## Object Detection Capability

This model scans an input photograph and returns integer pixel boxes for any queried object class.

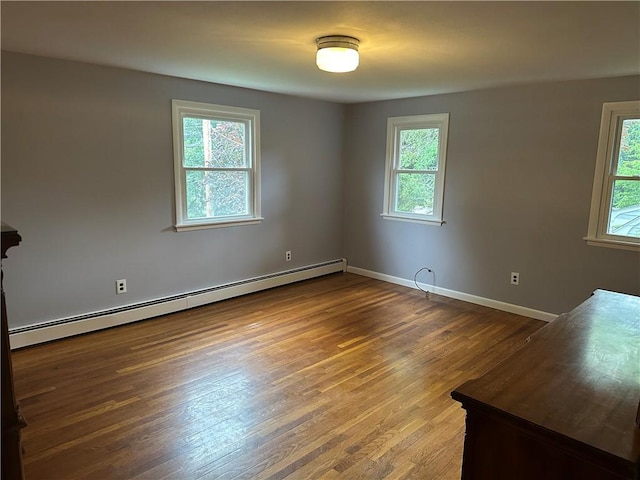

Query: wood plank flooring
[12,272,545,479]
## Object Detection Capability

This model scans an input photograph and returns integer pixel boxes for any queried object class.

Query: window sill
[583,236,640,252]
[175,217,264,232]
[381,213,444,226]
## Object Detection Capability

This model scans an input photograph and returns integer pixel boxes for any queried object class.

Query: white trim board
[10,259,347,349]
[347,266,557,323]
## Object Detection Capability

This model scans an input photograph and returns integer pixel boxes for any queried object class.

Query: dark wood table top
[452,289,640,468]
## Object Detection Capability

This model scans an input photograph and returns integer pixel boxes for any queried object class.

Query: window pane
[183,117,205,167]
[186,170,248,219]
[617,119,640,176]
[396,173,435,215]
[183,117,247,168]
[608,179,640,237]
[399,128,439,170]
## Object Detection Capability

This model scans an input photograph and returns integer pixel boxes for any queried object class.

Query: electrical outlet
[285,251,292,262]
[116,279,127,294]
[510,272,520,286]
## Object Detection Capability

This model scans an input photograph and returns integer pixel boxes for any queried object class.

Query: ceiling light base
[316,35,360,73]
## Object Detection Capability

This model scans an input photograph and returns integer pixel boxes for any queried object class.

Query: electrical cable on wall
[414,267,434,298]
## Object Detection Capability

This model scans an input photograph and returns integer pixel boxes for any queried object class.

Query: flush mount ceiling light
[316,35,360,73]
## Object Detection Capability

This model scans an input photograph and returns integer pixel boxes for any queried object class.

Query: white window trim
[172,99,262,232]
[382,113,450,226]
[585,100,640,251]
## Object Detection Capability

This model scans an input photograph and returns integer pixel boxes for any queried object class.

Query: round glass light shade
[316,47,359,73]
[316,36,360,73]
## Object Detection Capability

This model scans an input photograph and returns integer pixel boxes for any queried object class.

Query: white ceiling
[2,1,639,103]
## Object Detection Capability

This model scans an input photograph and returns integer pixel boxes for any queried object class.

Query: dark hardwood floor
[12,273,545,479]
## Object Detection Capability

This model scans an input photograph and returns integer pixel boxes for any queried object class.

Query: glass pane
[395,173,435,215]
[616,118,640,176]
[399,128,439,170]
[185,170,248,219]
[182,117,205,167]
[608,179,640,238]
[183,117,247,168]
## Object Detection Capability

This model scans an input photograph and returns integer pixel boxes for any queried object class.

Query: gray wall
[344,76,640,314]
[1,52,346,328]
[2,52,638,329]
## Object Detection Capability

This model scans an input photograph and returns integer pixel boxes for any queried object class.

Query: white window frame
[172,99,262,232]
[382,113,450,225]
[585,101,640,251]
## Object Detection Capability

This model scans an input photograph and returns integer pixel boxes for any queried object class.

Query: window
[382,113,449,225]
[172,99,261,231]
[586,101,640,251]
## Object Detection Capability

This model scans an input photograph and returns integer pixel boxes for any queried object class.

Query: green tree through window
[396,128,439,214]
[182,118,248,219]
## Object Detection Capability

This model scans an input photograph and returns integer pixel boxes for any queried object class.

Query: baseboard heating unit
[10,259,347,349]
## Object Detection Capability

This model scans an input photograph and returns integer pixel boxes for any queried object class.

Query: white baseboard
[347,266,557,322]
[10,259,347,349]
[10,260,554,349]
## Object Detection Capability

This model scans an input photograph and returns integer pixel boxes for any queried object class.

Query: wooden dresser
[452,290,640,480]
[1,223,25,480]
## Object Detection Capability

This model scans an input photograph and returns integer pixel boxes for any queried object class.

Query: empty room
[1,2,639,479]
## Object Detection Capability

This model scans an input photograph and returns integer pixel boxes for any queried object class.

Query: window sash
[184,167,252,173]
[184,170,251,220]
[383,113,449,225]
[603,176,640,238]
[611,115,639,175]
[597,117,640,242]
[181,115,251,170]
[394,168,438,174]
[394,172,436,216]
[172,99,261,231]
[397,127,440,171]
[585,101,640,250]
